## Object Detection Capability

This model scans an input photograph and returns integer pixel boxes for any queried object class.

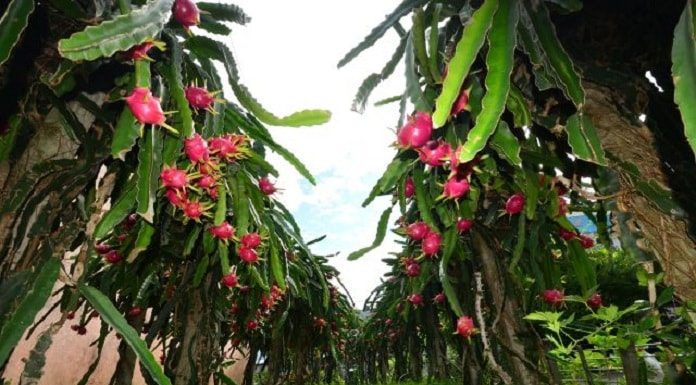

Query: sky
[227,1,406,306]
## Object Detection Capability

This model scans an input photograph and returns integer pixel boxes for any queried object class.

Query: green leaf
[523,2,584,107]
[214,184,227,225]
[411,8,433,84]
[412,166,437,231]
[404,32,431,111]
[427,4,443,82]
[432,0,499,128]
[352,35,407,113]
[491,121,521,166]
[229,112,316,185]
[337,0,428,68]
[672,0,696,159]
[347,205,393,260]
[362,157,412,207]
[0,0,35,66]
[58,0,175,61]
[0,115,21,162]
[230,172,249,234]
[0,258,59,367]
[567,240,597,293]
[162,35,194,137]
[210,42,331,127]
[565,113,607,165]
[269,238,286,290]
[94,181,137,240]
[199,16,232,35]
[198,2,250,24]
[458,0,517,163]
[127,222,155,262]
[506,85,532,127]
[135,127,163,223]
[78,285,172,385]
[440,228,464,316]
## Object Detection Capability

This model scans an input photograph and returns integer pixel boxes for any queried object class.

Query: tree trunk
[584,82,696,302]
[172,277,220,385]
[472,231,543,385]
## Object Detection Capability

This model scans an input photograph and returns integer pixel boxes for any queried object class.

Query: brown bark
[472,231,542,385]
[584,83,696,301]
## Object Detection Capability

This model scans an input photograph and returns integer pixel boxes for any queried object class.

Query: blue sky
[229,0,408,305]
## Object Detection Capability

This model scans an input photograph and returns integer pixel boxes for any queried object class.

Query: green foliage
[58,0,175,61]
[0,0,35,66]
[672,0,696,159]
[0,257,59,367]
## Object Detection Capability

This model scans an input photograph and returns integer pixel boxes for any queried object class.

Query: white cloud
[230,0,407,305]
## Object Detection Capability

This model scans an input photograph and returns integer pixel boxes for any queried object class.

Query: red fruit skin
[451,89,469,116]
[505,193,526,215]
[405,262,421,277]
[579,235,594,249]
[456,218,474,233]
[209,134,246,160]
[184,86,214,109]
[241,233,262,249]
[406,222,431,241]
[160,166,188,189]
[455,316,476,338]
[433,292,446,304]
[125,87,166,125]
[125,42,154,60]
[397,112,433,148]
[258,177,277,195]
[238,247,259,264]
[559,228,576,241]
[209,222,235,240]
[418,140,452,167]
[104,250,122,264]
[246,319,259,331]
[442,178,470,199]
[197,174,216,189]
[183,201,204,220]
[587,292,603,309]
[184,134,209,163]
[127,307,142,318]
[165,189,188,208]
[421,232,442,257]
[221,273,238,288]
[404,177,415,198]
[542,289,565,307]
[77,326,87,335]
[408,293,424,307]
[173,0,200,28]
[95,243,111,254]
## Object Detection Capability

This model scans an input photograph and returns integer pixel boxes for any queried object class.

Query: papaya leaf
[0,0,35,66]
[672,0,696,159]
[432,0,499,128]
[347,205,393,261]
[58,0,174,62]
[458,0,518,163]
[78,285,172,385]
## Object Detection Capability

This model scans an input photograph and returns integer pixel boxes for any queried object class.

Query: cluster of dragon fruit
[389,91,602,340]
